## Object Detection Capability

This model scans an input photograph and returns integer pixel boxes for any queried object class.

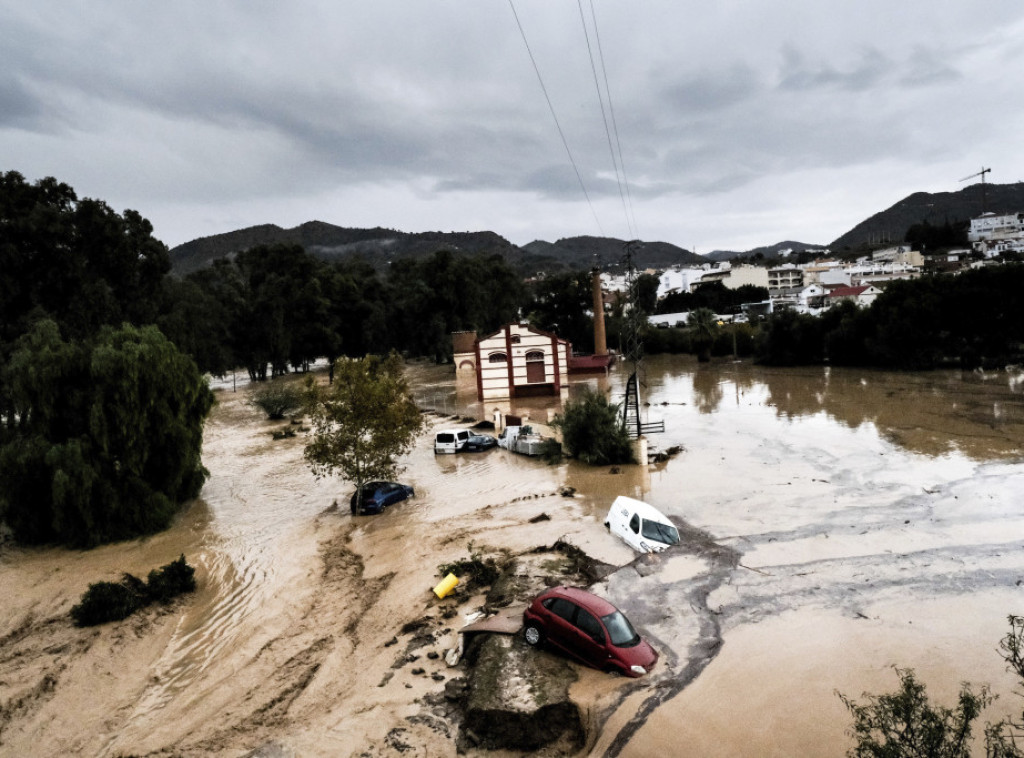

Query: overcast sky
[4,2,1024,253]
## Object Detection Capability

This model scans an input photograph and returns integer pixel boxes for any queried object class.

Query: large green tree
[0,320,213,547]
[526,271,595,354]
[303,353,425,514]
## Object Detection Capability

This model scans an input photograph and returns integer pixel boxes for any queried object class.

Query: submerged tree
[303,353,424,514]
[552,387,635,466]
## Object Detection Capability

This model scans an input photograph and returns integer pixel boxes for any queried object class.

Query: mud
[1,357,1022,756]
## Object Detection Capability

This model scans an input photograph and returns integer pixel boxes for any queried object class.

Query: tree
[552,387,635,466]
[303,353,425,514]
[0,320,213,547]
[839,668,990,758]
[688,307,719,363]
[635,273,660,314]
[526,271,594,354]
[838,616,1024,758]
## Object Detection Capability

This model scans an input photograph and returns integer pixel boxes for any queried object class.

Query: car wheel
[524,624,544,647]
[603,665,624,677]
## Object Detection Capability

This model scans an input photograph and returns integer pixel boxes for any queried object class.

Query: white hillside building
[968,212,1024,258]
[657,267,708,298]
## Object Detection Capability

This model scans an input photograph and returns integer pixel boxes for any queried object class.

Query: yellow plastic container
[433,573,459,599]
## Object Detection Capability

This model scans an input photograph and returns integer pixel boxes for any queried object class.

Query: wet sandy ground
[1,356,1022,756]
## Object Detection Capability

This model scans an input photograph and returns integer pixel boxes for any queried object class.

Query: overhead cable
[507,0,605,236]
[577,0,636,239]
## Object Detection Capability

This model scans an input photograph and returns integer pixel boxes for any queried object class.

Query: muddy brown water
[1,356,1022,756]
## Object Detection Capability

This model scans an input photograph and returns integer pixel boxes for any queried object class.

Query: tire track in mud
[600,518,741,758]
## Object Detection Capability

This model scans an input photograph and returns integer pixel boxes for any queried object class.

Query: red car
[522,586,658,677]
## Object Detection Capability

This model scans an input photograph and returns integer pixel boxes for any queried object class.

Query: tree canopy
[553,387,635,466]
[303,353,425,513]
[0,320,213,547]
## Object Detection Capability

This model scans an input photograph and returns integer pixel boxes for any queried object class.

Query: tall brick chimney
[591,269,607,356]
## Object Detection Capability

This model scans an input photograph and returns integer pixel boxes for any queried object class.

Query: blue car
[350,481,415,515]
[464,433,498,452]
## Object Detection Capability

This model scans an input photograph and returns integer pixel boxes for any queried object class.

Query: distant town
[606,211,1024,325]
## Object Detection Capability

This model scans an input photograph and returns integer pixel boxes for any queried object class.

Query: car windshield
[601,610,641,647]
[641,519,680,546]
[437,434,454,443]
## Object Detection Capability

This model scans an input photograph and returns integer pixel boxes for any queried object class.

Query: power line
[507,0,604,236]
[588,0,639,238]
[578,0,637,239]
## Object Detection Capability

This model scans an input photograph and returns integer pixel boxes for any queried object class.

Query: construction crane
[959,167,992,214]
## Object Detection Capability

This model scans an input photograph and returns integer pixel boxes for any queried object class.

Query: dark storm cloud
[3,1,1024,250]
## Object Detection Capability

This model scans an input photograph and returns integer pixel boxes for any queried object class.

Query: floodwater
[1,356,1023,756]
[416,355,1024,756]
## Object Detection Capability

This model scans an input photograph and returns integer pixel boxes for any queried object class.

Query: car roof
[544,586,618,617]
[611,495,673,524]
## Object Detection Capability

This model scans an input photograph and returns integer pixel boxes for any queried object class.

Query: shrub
[146,554,197,603]
[70,575,148,627]
[71,555,197,627]
[553,387,636,466]
[248,381,304,420]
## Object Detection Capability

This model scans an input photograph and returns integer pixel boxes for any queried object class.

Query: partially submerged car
[463,433,498,452]
[350,481,414,515]
[434,429,470,454]
[605,496,680,553]
[522,586,658,677]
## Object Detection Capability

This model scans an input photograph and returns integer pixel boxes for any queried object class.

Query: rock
[444,677,470,701]
[459,634,583,752]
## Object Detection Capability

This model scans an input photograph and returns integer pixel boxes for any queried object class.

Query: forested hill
[831,182,1024,251]
[169,222,522,275]
[167,222,702,276]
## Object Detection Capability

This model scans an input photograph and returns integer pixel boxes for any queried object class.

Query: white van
[604,496,680,553]
[434,429,470,454]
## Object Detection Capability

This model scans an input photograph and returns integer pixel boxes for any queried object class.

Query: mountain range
[168,182,1024,276]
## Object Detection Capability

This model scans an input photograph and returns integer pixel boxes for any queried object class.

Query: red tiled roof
[829,285,869,298]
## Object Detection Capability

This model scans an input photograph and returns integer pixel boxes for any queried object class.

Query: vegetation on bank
[70,555,197,627]
[838,615,1024,757]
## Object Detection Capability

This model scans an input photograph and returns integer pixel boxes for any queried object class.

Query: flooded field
[1,355,1022,756]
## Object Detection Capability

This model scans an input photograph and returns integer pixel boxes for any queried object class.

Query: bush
[70,575,148,627]
[248,381,304,420]
[838,616,1024,758]
[553,387,636,466]
[70,555,197,627]
[146,554,197,602]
